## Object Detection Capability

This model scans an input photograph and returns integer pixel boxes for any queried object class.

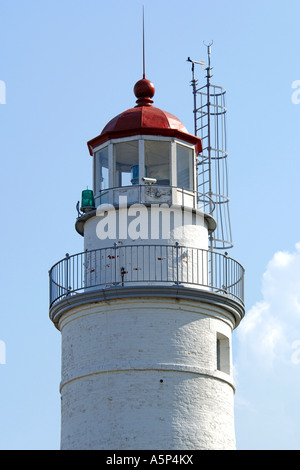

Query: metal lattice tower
[188,44,233,251]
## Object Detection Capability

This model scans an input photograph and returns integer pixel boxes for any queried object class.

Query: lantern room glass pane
[114,140,139,186]
[176,144,194,190]
[96,146,109,192]
[144,140,170,185]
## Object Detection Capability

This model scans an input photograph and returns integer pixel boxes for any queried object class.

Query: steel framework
[188,44,233,251]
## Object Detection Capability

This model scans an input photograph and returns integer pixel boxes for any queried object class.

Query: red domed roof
[87,78,202,155]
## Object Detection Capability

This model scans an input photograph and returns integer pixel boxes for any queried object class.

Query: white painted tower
[49,73,245,450]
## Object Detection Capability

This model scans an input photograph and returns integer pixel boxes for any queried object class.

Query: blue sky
[1,0,300,450]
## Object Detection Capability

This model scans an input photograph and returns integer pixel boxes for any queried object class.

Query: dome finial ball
[134,78,155,106]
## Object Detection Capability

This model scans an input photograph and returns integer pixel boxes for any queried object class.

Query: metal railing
[49,244,244,309]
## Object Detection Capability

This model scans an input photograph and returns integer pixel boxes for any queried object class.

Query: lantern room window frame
[93,135,196,203]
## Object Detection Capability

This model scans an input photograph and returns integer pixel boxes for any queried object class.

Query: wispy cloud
[234,242,300,449]
[237,242,300,368]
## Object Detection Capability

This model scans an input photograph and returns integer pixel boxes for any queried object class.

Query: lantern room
[86,78,206,210]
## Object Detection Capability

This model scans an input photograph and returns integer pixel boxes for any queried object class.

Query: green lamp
[80,188,95,213]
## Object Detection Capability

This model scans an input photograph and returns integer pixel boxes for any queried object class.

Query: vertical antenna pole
[187,57,203,136]
[191,62,197,136]
[205,41,213,217]
[204,41,214,284]
[143,6,146,79]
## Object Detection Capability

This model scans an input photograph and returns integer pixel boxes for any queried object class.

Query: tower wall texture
[58,296,236,450]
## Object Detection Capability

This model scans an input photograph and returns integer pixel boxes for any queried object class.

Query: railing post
[175,242,179,285]
[65,253,70,296]
[113,243,118,285]
[242,266,245,302]
[208,248,213,292]
[49,269,52,307]
[223,251,228,294]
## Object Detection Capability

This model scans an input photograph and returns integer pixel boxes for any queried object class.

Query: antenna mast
[143,6,146,78]
[187,43,233,252]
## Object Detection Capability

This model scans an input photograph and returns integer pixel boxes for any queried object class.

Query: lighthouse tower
[49,72,245,450]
